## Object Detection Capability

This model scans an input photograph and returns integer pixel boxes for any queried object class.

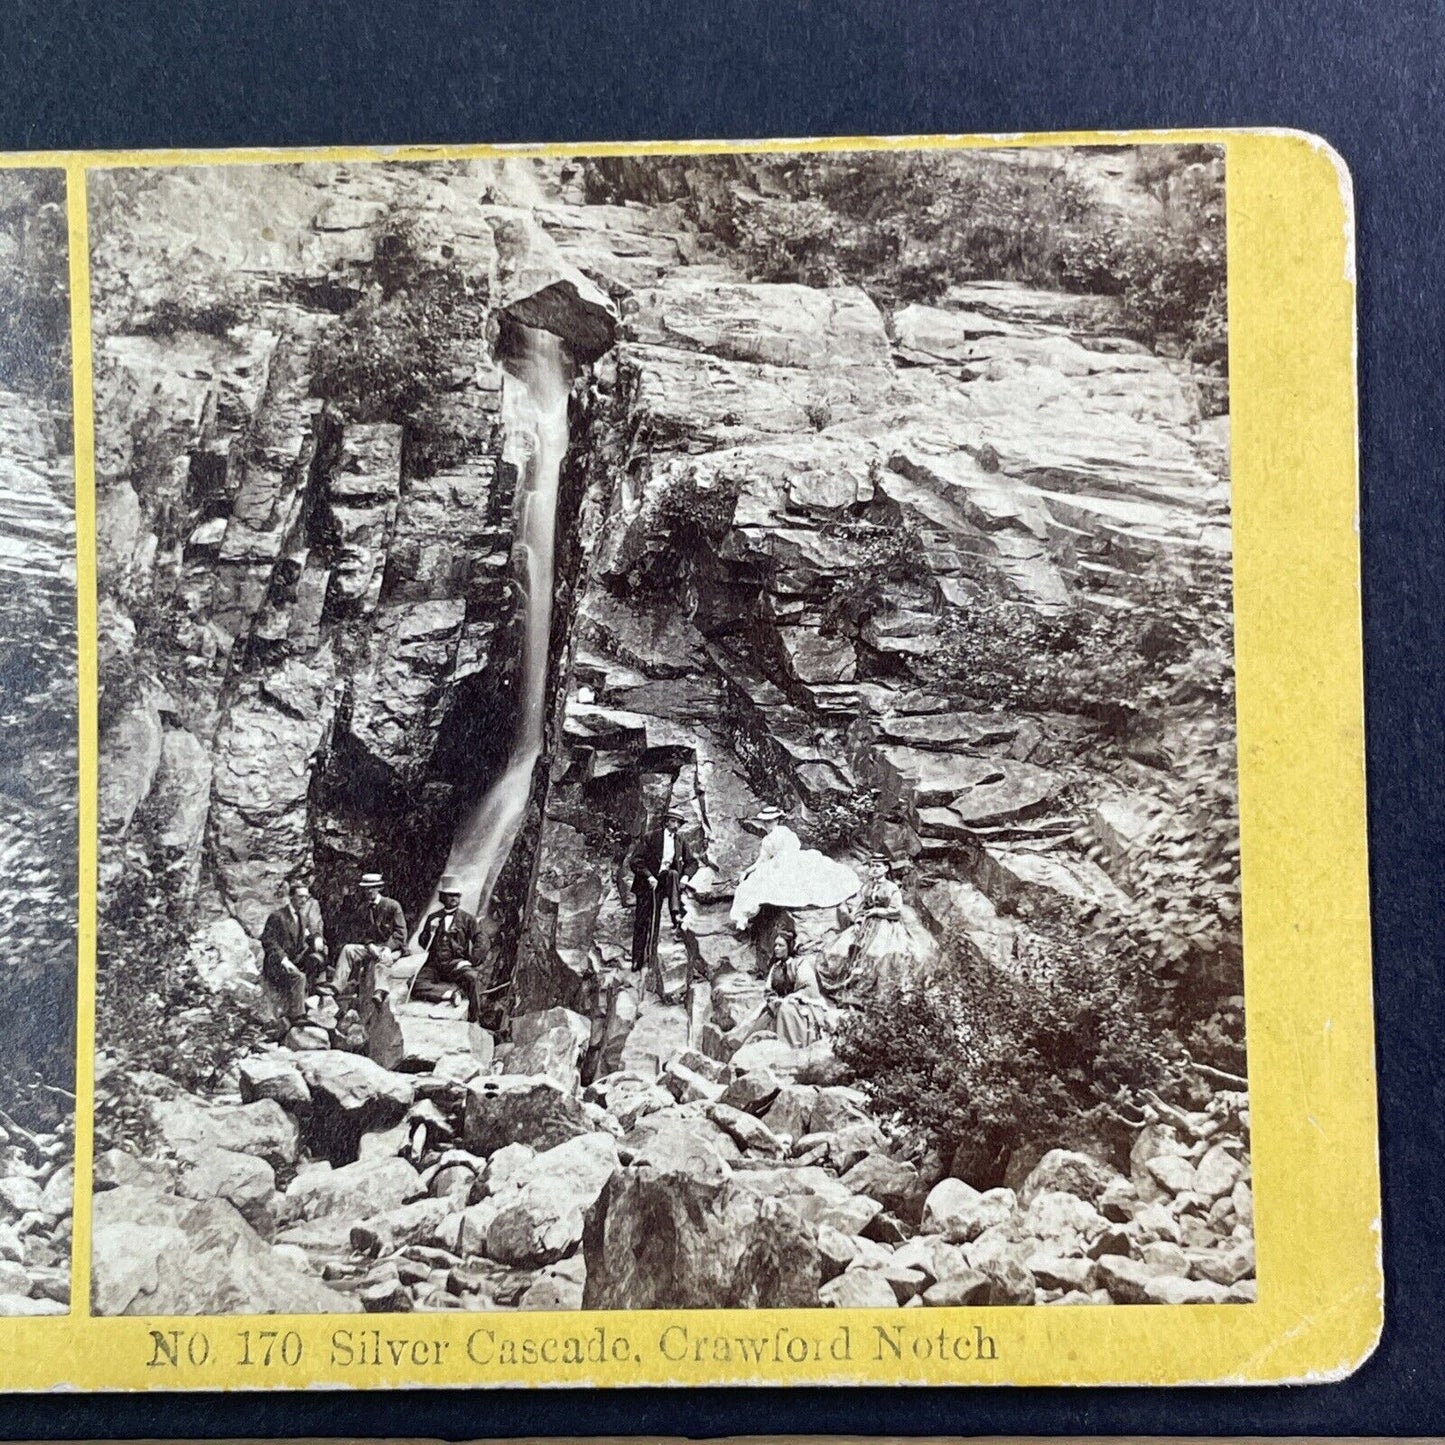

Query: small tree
[836,917,1171,1180]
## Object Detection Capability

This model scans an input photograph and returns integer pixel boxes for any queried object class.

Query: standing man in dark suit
[260,877,327,1023]
[627,807,697,999]
[412,874,492,1022]
[331,871,407,1005]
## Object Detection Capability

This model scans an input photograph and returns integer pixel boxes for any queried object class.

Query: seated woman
[729,805,860,933]
[765,933,841,1049]
[819,852,915,1002]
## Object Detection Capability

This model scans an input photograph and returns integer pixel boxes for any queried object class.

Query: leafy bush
[819,512,925,635]
[310,211,485,428]
[798,787,881,853]
[836,919,1170,1177]
[136,295,247,339]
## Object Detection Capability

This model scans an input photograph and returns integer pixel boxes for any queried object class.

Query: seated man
[331,871,407,1005]
[260,878,327,1024]
[412,874,490,1022]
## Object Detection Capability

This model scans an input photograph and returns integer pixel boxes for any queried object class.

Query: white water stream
[416,326,571,928]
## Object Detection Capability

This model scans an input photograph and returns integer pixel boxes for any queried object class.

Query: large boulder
[820,1269,898,1309]
[921,1179,1017,1243]
[98,692,163,841]
[704,1102,788,1158]
[151,1095,299,1171]
[1094,1253,1166,1305]
[489,206,618,359]
[839,1153,927,1226]
[1018,1149,1119,1207]
[292,1051,415,1160]
[508,1008,592,1092]
[622,1108,737,1181]
[92,1186,358,1315]
[1193,1142,1246,1200]
[582,1167,821,1309]
[1020,1190,1109,1256]
[484,1134,621,1268]
[238,1054,312,1112]
[175,1146,278,1236]
[463,1075,592,1156]
[278,1155,421,1226]
[187,917,262,997]
[727,1163,857,1227]
[349,1197,454,1257]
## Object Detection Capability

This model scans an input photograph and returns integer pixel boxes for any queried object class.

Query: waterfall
[421,325,572,925]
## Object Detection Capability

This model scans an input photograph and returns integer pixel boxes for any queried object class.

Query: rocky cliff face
[94,156,1230,999]
[0,389,77,1316]
[90,153,1248,1316]
[0,166,78,1313]
[512,178,1233,1015]
[91,163,615,946]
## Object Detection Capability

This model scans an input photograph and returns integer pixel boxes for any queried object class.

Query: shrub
[94,877,269,1152]
[309,210,485,427]
[835,916,1170,1174]
[820,513,925,635]
[136,295,246,339]
[799,787,881,853]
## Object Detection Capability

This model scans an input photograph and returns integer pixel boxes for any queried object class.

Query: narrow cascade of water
[416,325,571,930]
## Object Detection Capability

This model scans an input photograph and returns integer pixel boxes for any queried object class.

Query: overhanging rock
[504,276,617,360]
[487,205,619,359]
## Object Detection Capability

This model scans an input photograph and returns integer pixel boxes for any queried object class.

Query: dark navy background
[2,0,1441,1433]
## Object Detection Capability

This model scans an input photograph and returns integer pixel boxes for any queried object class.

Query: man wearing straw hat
[627,806,697,998]
[412,873,491,1022]
[331,870,408,1005]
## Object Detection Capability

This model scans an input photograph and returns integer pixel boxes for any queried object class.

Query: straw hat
[438,874,462,895]
[755,805,784,823]
[359,872,384,888]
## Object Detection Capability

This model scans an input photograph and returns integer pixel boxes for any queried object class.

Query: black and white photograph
[0,166,78,1315]
[88,144,1250,1316]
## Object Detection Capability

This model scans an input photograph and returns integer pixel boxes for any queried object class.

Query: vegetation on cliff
[309,211,492,476]
[587,146,1227,365]
[835,535,1240,1174]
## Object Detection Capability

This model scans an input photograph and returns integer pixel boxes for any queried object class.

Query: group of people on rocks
[625,799,917,1050]
[257,796,913,1061]
[259,869,501,1053]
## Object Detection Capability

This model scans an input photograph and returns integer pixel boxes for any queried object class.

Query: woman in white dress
[728,805,861,932]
